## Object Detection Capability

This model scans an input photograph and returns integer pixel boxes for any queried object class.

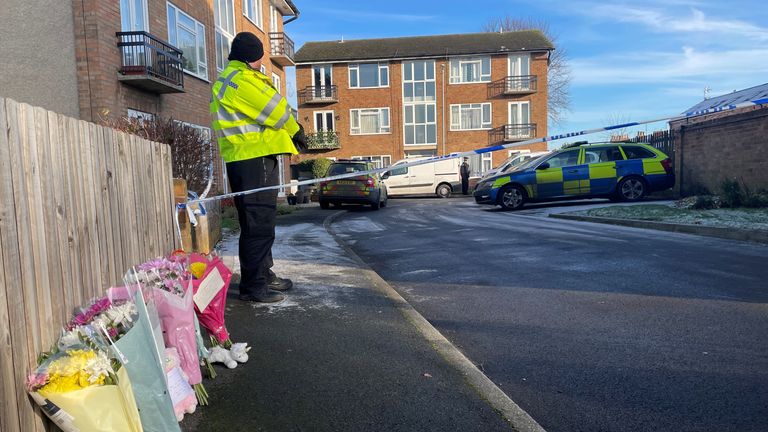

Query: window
[120,0,148,31]
[403,60,437,146]
[127,109,154,124]
[174,120,212,140]
[621,146,656,159]
[450,56,491,84]
[352,155,392,169]
[272,72,281,91]
[350,108,390,134]
[243,0,262,28]
[214,0,235,71]
[450,103,491,130]
[389,165,408,176]
[584,146,624,164]
[260,64,267,74]
[349,63,389,88]
[167,3,208,79]
[543,150,580,169]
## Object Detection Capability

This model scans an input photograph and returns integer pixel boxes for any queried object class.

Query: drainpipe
[441,62,446,156]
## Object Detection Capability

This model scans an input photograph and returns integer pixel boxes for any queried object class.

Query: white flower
[84,351,114,383]
[105,303,137,328]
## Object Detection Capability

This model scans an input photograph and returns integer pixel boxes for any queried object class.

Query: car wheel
[618,177,646,201]
[320,200,330,209]
[436,184,452,198]
[371,200,381,210]
[498,184,526,210]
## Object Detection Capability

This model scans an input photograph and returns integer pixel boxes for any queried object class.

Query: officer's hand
[292,123,308,153]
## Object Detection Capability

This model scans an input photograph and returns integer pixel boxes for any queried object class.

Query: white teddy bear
[229,343,251,363]
[208,346,237,369]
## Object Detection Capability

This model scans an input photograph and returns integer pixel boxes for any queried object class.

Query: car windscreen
[504,153,548,173]
[328,163,368,176]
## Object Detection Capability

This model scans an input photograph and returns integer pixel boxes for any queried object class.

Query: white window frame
[449,103,492,131]
[351,155,392,169]
[402,60,436,103]
[127,109,154,124]
[402,60,437,146]
[350,108,391,135]
[214,0,236,72]
[508,53,531,77]
[508,101,532,140]
[120,0,149,31]
[260,64,267,74]
[449,56,491,84]
[272,72,281,91]
[173,120,212,140]
[313,110,335,131]
[243,0,263,28]
[348,62,389,89]
[167,2,208,80]
[481,153,493,173]
[269,2,279,32]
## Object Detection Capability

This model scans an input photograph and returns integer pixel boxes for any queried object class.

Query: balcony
[306,130,341,151]
[487,75,537,98]
[489,124,537,143]
[269,32,295,66]
[297,86,338,105]
[116,31,184,93]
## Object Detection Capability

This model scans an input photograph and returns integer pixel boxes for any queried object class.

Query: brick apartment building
[1,0,299,194]
[293,31,553,175]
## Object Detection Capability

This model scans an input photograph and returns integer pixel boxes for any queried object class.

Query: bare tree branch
[483,17,572,126]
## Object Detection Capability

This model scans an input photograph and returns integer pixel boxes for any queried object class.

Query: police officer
[211,32,306,303]
[460,157,471,195]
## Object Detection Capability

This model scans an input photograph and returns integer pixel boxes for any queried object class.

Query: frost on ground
[574,204,768,231]
[216,224,366,315]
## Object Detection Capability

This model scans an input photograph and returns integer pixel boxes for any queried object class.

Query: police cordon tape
[182,96,767,211]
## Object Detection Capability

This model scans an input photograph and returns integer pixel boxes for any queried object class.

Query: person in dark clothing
[210,32,306,303]
[460,157,471,195]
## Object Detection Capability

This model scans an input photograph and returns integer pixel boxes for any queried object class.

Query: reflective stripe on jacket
[210,60,299,163]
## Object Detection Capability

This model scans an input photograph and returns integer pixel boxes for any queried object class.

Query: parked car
[478,151,550,182]
[473,142,674,210]
[318,160,387,210]
[381,157,460,198]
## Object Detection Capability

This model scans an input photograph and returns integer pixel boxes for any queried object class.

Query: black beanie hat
[228,32,264,62]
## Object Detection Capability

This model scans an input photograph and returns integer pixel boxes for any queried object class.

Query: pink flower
[107,327,119,339]
[26,372,48,392]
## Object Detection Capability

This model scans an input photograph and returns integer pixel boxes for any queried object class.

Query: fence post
[173,178,193,252]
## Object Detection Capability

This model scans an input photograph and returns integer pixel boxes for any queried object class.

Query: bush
[720,178,742,208]
[296,158,333,178]
[100,113,215,196]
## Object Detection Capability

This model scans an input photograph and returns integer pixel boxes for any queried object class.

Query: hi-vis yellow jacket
[210,60,299,163]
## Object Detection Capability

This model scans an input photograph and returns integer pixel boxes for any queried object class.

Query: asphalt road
[332,197,768,432]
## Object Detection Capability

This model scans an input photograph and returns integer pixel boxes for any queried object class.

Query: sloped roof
[295,31,553,64]
[683,82,768,115]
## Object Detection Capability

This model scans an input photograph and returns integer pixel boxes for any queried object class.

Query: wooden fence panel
[0,97,176,430]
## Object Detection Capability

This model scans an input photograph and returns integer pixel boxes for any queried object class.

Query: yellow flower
[189,262,207,279]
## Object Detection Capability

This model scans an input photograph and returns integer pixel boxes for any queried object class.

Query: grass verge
[572,204,768,231]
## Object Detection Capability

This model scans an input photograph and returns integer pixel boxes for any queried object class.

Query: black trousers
[226,156,278,297]
[461,177,469,195]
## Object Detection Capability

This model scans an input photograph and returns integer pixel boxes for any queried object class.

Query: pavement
[182,206,538,432]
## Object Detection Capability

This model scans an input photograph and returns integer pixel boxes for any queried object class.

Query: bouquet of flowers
[185,253,234,346]
[27,345,142,432]
[134,257,209,405]
[62,294,181,430]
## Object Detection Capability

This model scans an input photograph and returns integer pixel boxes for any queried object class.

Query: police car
[473,141,674,210]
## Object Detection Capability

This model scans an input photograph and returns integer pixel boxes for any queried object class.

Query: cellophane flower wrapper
[148,286,202,386]
[28,347,143,432]
[188,254,233,344]
[110,289,181,431]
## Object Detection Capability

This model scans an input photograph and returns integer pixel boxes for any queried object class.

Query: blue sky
[284,0,768,144]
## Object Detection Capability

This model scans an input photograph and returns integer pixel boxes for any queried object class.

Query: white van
[479,150,550,181]
[381,157,460,198]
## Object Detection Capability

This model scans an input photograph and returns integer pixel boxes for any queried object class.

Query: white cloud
[571,46,768,85]
[585,5,768,41]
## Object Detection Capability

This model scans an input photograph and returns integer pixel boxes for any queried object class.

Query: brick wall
[672,106,768,195]
[296,50,549,168]
[72,0,296,194]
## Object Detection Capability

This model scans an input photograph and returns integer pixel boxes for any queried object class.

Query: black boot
[268,269,293,291]
[239,289,285,303]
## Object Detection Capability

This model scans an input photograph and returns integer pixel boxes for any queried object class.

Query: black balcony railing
[306,130,341,151]
[116,31,184,93]
[489,124,537,143]
[297,86,339,105]
[487,75,537,98]
[269,32,295,65]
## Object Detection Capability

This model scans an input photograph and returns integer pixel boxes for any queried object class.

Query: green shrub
[720,178,742,208]
[296,158,333,178]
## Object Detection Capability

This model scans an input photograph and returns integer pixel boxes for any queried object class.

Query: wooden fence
[0,97,177,432]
